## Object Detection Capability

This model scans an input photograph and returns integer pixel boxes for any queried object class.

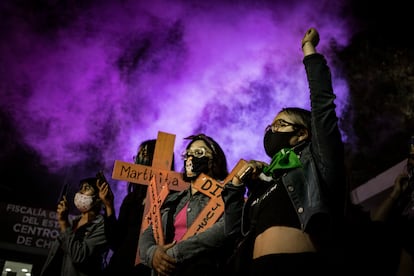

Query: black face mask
[183,156,210,181]
[263,129,298,158]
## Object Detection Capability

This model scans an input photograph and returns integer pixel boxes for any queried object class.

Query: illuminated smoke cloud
[0,0,356,211]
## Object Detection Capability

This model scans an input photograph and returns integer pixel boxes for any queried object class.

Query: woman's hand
[232,160,267,185]
[301,27,319,56]
[57,196,69,230]
[390,173,410,200]
[152,241,177,276]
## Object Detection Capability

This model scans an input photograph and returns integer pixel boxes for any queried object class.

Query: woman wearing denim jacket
[40,177,110,276]
[221,27,346,276]
[139,134,234,276]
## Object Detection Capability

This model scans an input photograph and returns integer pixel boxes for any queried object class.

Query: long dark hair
[184,134,228,181]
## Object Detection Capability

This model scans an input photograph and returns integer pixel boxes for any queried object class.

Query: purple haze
[0,0,357,212]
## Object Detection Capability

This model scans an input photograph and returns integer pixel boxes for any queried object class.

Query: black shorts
[250,252,328,276]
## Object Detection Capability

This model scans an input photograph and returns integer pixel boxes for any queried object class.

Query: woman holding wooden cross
[139,134,234,276]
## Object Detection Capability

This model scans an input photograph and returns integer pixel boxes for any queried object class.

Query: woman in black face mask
[221,27,346,276]
[139,134,234,276]
[182,139,214,182]
[263,111,310,159]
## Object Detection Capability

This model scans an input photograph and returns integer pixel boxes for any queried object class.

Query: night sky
[0,0,411,213]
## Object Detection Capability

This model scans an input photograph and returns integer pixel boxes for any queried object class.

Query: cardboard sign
[111,131,190,264]
[181,159,247,240]
[112,161,186,190]
[147,178,167,245]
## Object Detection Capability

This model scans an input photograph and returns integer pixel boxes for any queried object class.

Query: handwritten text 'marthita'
[120,165,180,187]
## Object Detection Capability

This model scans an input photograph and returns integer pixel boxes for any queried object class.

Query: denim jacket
[222,53,345,241]
[139,188,234,276]
[40,214,109,276]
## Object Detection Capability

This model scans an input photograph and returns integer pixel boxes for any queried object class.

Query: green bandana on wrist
[262,148,302,176]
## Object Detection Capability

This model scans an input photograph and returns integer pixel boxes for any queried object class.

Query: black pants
[250,252,328,276]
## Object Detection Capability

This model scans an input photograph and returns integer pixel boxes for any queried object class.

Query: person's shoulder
[93,214,106,224]
[120,191,142,205]
[163,190,187,205]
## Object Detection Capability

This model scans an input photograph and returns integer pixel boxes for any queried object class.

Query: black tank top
[250,179,301,237]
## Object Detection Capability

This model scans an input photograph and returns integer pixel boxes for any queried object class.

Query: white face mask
[74,192,95,213]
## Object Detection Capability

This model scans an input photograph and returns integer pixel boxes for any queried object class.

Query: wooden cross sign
[181,159,247,240]
[112,131,189,231]
[112,131,187,191]
[147,177,168,245]
[111,131,189,264]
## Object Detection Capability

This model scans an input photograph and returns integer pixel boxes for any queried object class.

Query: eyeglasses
[184,134,217,156]
[265,119,302,133]
[181,147,212,159]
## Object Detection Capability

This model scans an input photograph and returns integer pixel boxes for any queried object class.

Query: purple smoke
[0,0,357,212]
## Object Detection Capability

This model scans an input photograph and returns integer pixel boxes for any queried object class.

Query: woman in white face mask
[74,181,101,213]
[40,177,110,276]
